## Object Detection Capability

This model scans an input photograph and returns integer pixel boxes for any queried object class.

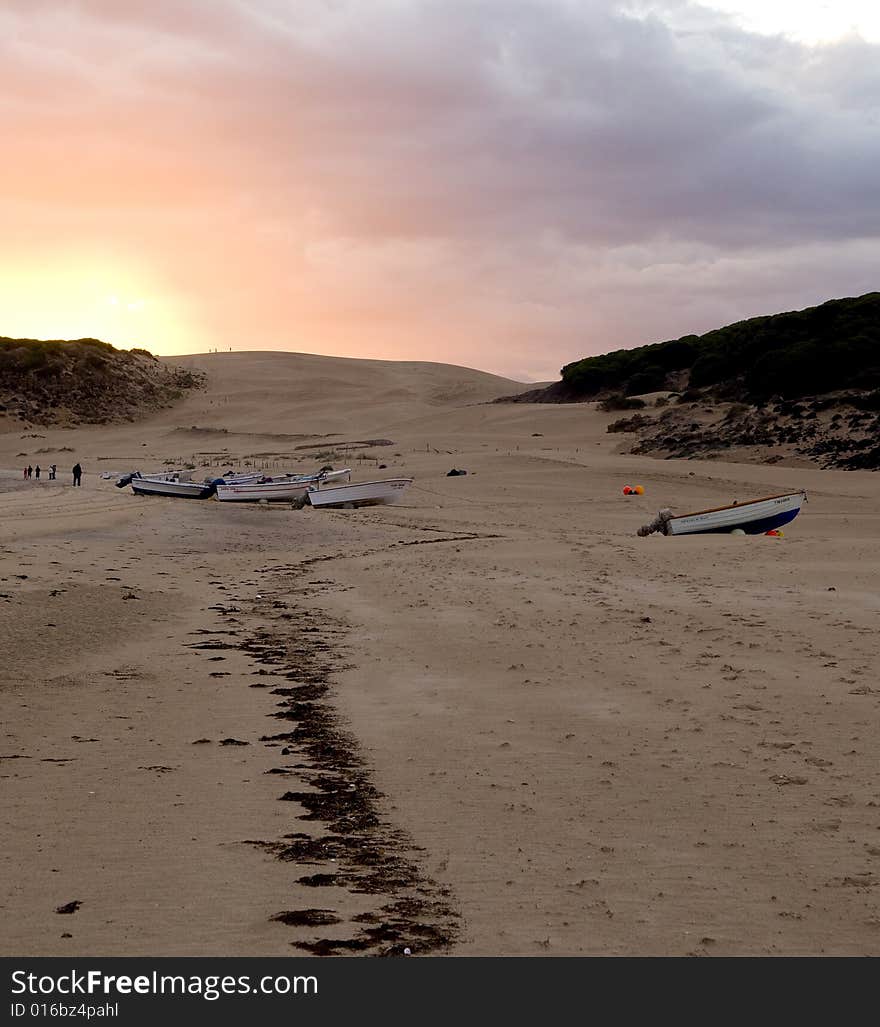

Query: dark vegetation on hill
[0,337,205,426]
[555,292,880,401]
[499,293,880,468]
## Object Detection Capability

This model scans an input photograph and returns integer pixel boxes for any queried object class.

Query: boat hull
[307,478,413,508]
[216,480,312,502]
[131,478,216,499]
[666,492,805,535]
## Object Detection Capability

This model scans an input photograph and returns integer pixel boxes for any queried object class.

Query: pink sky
[2,1,878,381]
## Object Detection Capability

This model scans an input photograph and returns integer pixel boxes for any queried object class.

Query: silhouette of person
[35,465,41,479]
[50,464,57,480]
[72,463,82,486]
[27,465,33,479]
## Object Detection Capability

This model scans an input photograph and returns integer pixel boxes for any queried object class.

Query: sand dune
[165,351,527,436]
[2,350,879,956]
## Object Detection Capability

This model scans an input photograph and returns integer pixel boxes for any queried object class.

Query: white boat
[217,472,264,485]
[215,468,352,502]
[117,469,193,487]
[307,478,413,509]
[311,467,352,485]
[129,472,217,499]
[638,491,807,536]
[216,478,314,502]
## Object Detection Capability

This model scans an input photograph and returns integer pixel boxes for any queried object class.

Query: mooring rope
[637,508,674,536]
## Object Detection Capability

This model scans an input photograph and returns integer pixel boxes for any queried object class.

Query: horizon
[1,335,544,383]
[161,347,546,383]
[8,284,876,386]
[2,1,879,381]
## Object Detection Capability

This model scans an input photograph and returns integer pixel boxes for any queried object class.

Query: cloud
[1,0,878,379]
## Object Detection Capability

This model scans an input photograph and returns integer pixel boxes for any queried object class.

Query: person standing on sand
[27,465,33,479]
[35,465,41,479]
[50,464,57,480]
[72,463,82,486]
[23,467,27,479]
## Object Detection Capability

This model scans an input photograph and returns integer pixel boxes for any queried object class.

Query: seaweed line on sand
[226,579,461,957]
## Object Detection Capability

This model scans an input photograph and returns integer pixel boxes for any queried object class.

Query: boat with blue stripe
[639,490,807,536]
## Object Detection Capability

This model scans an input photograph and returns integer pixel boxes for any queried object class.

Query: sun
[704,1,880,44]
[627,1,880,44]
[0,258,195,354]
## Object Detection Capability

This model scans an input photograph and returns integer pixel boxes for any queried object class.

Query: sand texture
[2,352,879,956]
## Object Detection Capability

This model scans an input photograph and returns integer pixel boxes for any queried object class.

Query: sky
[1,1,878,381]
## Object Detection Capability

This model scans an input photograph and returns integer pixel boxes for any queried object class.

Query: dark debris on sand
[212,576,461,956]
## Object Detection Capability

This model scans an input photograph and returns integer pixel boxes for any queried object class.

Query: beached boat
[215,467,352,502]
[638,491,807,536]
[311,467,352,485]
[307,477,413,509]
[116,469,192,488]
[129,472,217,499]
[216,472,264,485]
[216,478,313,502]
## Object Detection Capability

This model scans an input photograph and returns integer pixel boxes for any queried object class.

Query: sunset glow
[0,259,194,354]
[2,1,878,380]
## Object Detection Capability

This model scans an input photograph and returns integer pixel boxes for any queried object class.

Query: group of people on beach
[22,463,82,485]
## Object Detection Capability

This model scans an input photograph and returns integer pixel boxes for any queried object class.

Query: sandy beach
[2,351,879,956]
